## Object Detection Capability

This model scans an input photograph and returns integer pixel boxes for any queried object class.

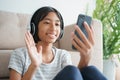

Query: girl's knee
[63,65,83,80]
[81,65,107,80]
[64,65,79,71]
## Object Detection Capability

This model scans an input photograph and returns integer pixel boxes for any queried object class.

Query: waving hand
[25,31,42,67]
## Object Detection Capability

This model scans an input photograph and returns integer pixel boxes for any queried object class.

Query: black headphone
[30,6,64,43]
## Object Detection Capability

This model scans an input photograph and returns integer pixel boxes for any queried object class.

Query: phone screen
[72,14,92,50]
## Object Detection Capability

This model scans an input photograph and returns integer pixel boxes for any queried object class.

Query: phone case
[72,14,92,50]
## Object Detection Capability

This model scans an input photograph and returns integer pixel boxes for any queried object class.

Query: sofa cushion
[0,11,31,50]
[0,11,60,50]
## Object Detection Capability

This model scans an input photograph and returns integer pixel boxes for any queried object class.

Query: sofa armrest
[0,50,13,78]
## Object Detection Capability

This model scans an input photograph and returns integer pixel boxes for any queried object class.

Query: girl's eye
[55,23,60,26]
[44,21,50,24]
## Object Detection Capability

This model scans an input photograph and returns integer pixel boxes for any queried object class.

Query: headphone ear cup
[59,29,64,39]
[30,22,36,36]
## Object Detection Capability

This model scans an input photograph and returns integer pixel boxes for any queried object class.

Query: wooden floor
[116,66,120,80]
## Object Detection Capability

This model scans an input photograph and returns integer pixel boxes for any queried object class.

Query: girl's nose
[51,23,56,30]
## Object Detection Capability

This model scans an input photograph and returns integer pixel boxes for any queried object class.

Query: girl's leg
[81,66,107,80]
[53,65,83,80]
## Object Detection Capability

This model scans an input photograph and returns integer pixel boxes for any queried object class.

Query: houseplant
[93,0,120,60]
[93,0,120,79]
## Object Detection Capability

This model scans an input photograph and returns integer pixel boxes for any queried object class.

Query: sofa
[0,10,103,80]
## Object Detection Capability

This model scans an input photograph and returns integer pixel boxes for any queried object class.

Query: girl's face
[38,12,61,44]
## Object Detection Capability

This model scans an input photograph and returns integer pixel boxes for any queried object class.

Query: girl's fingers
[25,31,35,47]
[27,31,36,46]
[75,24,91,49]
[89,24,95,45]
[72,39,85,54]
[72,32,87,51]
[25,32,30,48]
[83,22,94,46]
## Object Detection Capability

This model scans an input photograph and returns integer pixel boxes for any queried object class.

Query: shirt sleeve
[61,50,72,68]
[8,48,25,75]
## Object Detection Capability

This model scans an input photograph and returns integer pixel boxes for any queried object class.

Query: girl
[8,6,107,80]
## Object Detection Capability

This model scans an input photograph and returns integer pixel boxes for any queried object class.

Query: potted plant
[93,0,120,80]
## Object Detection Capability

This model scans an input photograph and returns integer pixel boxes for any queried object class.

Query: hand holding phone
[72,14,92,50]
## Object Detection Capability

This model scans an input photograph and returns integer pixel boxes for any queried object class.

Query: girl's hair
[30,6,64,43]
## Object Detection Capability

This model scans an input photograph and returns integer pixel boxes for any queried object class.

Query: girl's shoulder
[12,47,28,57]
[14,47,27,52]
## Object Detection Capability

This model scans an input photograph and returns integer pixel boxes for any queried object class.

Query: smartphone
[72,14,92,50]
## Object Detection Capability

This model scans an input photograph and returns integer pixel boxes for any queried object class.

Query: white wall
[0,0,96,26]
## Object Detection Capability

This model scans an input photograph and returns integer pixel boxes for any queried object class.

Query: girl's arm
[10,64,38,80]
[72,22,95,69]
[10,31,42,80]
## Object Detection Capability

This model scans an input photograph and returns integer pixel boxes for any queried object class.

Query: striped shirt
[8,46,72,80]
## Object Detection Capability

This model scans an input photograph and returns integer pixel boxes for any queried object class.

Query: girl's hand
[72,21,95,69]
[25,31,42,68]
